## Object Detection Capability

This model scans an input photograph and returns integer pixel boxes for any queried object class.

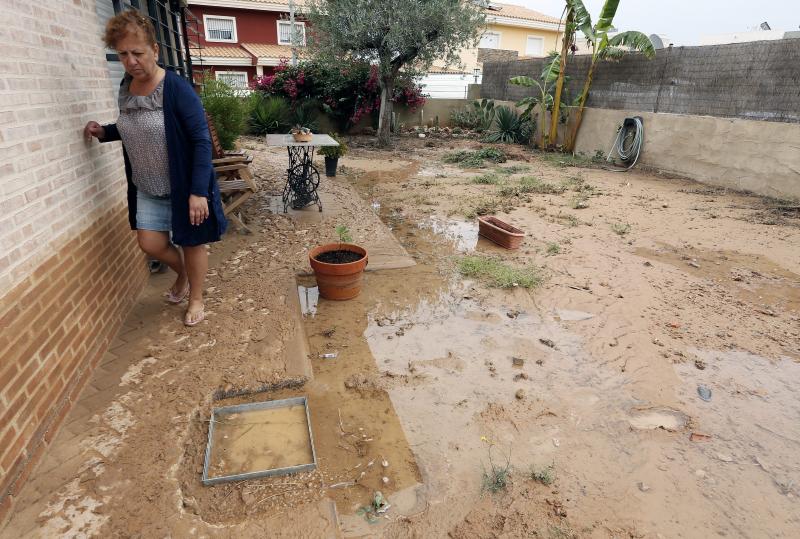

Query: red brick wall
[0,202,147,522]
[0,0,149,524]
[189,6,285,46]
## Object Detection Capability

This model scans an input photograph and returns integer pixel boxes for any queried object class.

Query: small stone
[688,261,701,268]
[539,338,556,349]
[512,357,525,367]
[717,453,734,463]
[695,469,707,478]
[515,389,526,400]
[637,481,651,492]
[382,459,389,468]
[382,476,390,484]
[535,359,544,366]
[513,373,529,381]
[694,359,706,370]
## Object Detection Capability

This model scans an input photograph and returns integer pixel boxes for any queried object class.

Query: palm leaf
[595,0,620,32]
[509,76,535,87]
[541,51,561,83]
[566,0,594,41]
[608,30,656,58]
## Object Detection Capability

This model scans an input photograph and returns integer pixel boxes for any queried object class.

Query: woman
[84,10,227,326]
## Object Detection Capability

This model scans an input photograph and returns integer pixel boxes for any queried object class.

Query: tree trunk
[538,104,547,149]
[549,10,574,148]
[566,59,596,152]
[377,77,394,146]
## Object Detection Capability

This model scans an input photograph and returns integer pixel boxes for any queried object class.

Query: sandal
[165,282,190,304]
[184,306,205,327]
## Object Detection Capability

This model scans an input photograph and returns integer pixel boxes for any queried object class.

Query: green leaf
[566,0,594,41]
[608,30,656,58]
[595,0,620,32]
[509,76,535,87]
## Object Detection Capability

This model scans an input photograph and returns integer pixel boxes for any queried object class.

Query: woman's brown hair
[103,9,157,49]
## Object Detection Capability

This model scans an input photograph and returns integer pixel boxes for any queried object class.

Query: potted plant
[308,225,368,300]
[291,124,313,142]
[318,133,348,177]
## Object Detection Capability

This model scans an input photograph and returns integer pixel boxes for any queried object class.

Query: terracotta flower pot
[478,216,525,249]
[309,243,368,300]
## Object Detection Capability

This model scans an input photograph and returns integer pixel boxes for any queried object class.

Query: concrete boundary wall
[482,39,800,124]
[574,108,800,200]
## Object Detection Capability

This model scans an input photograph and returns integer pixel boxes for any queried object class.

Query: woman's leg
[137,230,188,293]
[182,244,207,325]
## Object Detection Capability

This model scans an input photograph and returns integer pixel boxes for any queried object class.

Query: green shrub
[450,99,496,131]
[249,94,290,134]
[289,100,320,132]
[319,133,349,158]
[471,173,502,185]
[484,106,532,144]
[200,76,249,150]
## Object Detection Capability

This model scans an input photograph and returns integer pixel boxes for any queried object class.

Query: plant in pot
[291,124,313,142]
[318,133,348,177]
[309,225,368,300]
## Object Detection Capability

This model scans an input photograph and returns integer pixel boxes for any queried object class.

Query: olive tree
[306,0,487,145]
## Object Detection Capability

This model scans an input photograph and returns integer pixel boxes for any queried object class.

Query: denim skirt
[136,190,172,232]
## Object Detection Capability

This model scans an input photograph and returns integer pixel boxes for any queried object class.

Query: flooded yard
[3,134,799,538]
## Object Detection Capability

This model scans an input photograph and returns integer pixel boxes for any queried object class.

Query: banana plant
[565,0,655,151]
[509,52,561,148]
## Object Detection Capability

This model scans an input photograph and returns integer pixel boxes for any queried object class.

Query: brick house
[0,0,193,524]
[187,0,309,90]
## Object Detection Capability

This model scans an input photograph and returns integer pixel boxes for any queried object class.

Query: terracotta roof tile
[189,45,251,58]
[241,43,308,59]
[485,2,561,25]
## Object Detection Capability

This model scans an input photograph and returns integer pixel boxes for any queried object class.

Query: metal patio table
[266,134,339,213]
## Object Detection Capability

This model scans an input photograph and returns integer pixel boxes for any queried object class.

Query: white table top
[266,134,340,147]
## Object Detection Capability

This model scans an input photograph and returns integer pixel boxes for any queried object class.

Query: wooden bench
[207,114,257,233]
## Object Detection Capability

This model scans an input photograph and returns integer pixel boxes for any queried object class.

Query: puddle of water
[418,217,478,252]
[637,245,800,313]
[208,404,314,479]
[554,309,595,322]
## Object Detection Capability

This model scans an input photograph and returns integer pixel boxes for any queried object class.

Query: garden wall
[0,0,148,522]
[481,39,800,199]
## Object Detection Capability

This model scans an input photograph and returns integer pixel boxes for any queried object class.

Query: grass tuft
[531,464,556,485]
[443,147,507,168]
[611,222,632,236]
[457,256,543,288]
[546,242,561,255]
[471,173,502,185]
[570,194,590,209]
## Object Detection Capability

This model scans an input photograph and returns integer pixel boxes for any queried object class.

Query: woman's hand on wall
[83,121,106,142]
[188,194,209,226]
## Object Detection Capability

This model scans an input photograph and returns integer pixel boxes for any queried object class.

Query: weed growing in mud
[471,173,502,185]
[457,196,512,219]
[457,256,543,288]
[611,222,632,236]
[570,194,590,209]
[480,436,512,494]
[531,464,556,485]
[546,242,561,255]
[498,176,566,198]
[536,151,595,168]
[495,164,530,175]
[553,214,580,227]
[547,525,577,539]
[443,147,507,168]
[561,175,595,193]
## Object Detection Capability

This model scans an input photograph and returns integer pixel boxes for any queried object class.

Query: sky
[519,0,800,45]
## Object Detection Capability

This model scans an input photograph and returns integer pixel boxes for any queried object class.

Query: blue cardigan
[102,70,227,246]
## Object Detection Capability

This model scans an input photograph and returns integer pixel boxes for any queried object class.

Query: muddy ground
[2,133,799,539]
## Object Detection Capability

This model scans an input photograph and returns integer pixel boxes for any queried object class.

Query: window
[204,15,237,43]
[277,21,305,46]
[216,71,249,90]
[479,31,500,49]
[525,36,544,56]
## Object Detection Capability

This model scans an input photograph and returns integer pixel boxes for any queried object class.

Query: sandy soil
[2,133,799,538]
